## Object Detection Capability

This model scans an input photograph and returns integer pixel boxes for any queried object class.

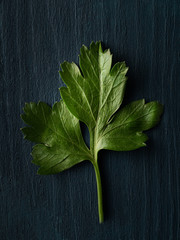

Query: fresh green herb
[21,41,163,223]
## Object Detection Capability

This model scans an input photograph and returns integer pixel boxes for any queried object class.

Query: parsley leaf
[21,101,92,174]
[21,42,163,223]
[97,99,163,151]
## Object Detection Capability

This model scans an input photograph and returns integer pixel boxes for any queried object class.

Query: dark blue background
[1,0,179,239]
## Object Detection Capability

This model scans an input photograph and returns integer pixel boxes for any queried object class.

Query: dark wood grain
[0,0,179,239]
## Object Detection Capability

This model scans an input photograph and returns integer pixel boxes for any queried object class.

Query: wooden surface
[0,0,180,239]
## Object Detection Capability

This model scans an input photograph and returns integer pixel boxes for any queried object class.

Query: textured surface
[0,0,179,239]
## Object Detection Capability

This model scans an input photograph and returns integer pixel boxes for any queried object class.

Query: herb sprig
[21,42,163,223]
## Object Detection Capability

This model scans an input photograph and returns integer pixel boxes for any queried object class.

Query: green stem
[90,128,104,223]
[93,161,104,223]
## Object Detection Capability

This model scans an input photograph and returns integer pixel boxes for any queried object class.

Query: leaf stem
[93,161,104,223]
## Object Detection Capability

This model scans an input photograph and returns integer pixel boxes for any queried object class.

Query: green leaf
[97,99,163,151]
[60,42,128,133]
[21,101,92,174]
[21,41,163,223]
